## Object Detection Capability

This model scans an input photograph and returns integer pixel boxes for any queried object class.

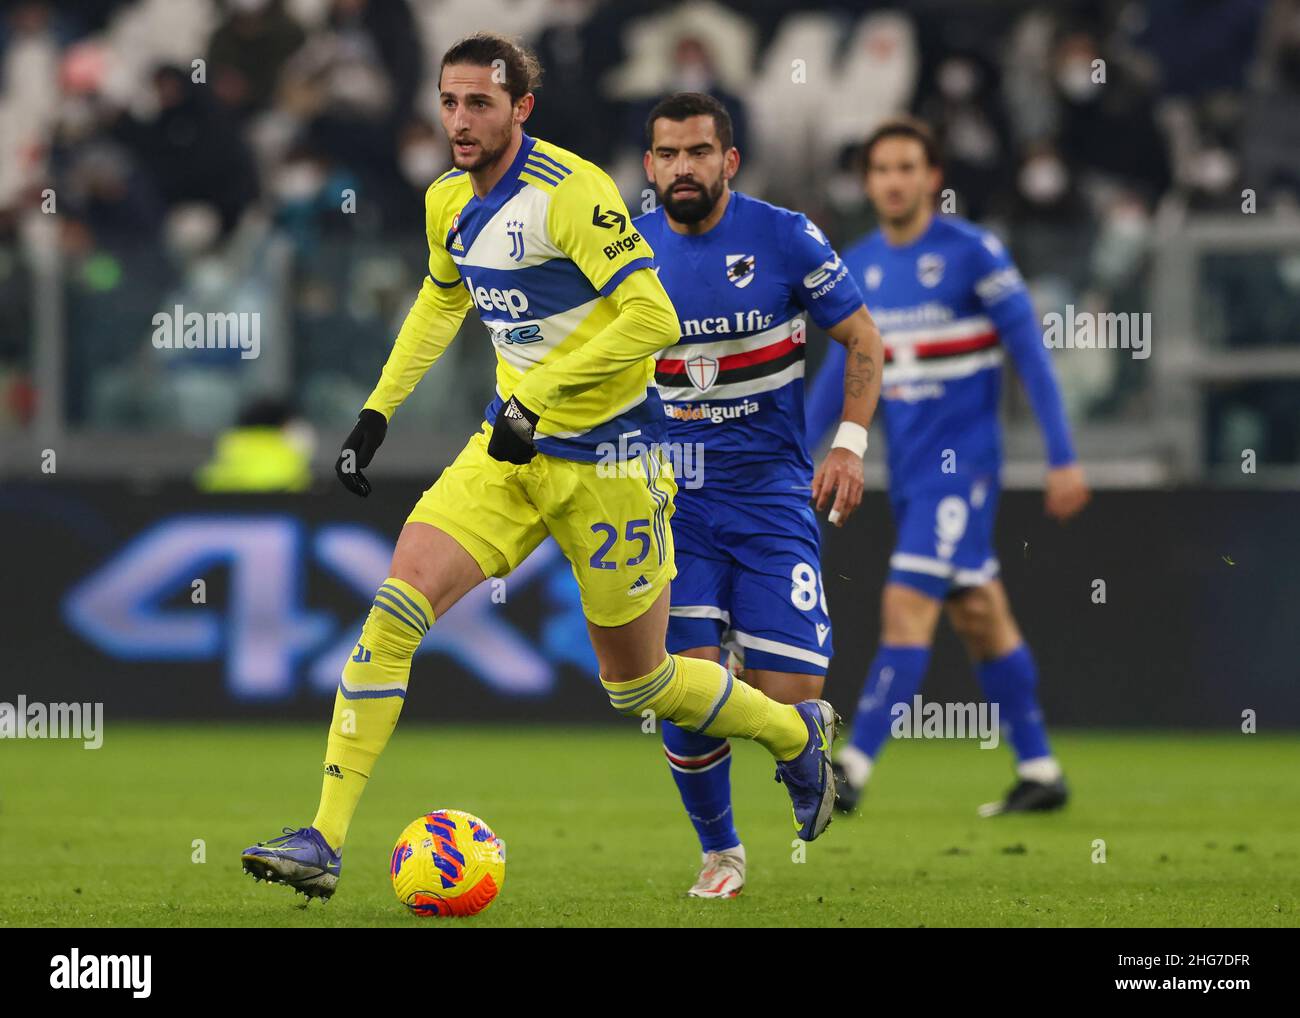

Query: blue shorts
[667,492,831,676]
[888,475,1001,599]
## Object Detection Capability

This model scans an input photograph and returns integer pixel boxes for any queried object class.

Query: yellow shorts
[407,424,677,627]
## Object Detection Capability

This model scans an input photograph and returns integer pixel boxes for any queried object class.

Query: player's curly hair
[440,32,543,104]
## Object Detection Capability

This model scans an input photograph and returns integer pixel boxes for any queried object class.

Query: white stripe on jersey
[657,359,805,403]
[451,186,560,269]
[881,313,996,349]
[660,315,804,364]
[882,348,1003,385]
[486,296,601,372]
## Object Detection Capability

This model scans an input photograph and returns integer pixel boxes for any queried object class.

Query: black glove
[487,395,540,464]
[335,408,387,497]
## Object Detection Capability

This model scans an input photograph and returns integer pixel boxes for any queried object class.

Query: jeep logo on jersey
[917,253,945,287]
[686,354,719,391]
[465,277,530,319]
[725,254,756,288]
[506,219,525,262]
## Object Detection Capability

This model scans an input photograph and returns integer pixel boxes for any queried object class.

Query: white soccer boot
[687,844,746,898]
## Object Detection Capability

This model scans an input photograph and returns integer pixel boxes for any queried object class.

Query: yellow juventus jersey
[364,132,677,462]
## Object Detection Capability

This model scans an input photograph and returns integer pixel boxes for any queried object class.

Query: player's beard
[449,122,512,173]
[878,191,929,231]
[661,176,724,224]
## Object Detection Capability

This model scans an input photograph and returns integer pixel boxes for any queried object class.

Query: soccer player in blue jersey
[240,38,841,902]
[636,93,884,897]
[806,117,1090,817]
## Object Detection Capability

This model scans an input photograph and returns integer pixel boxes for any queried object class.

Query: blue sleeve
[786,214,863,331]
[804,340,846,453]
[973,234,1077,467]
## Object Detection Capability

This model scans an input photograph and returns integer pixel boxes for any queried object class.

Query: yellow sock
[311,578,433,849]
[602,655,807,760]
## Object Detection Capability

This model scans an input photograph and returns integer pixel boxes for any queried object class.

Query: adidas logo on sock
[324,764,344,779]
[627,574,651,596]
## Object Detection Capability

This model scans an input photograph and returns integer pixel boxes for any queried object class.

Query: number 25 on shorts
[589,519,652,569]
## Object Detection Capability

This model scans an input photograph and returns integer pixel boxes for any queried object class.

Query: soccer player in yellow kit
[241,33,839,901]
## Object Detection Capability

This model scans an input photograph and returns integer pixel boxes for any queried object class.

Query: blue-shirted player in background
[807,117,1090,818]
[637,93,884,897]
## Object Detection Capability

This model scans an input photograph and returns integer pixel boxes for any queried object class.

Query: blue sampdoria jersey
[807,215,1075,496]
[635,191,862,497]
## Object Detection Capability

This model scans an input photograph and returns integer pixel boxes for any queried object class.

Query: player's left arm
[804,340,846,456]
[789,218,883,527]
[974,234,1090,521]
[506,170,679,418]
[813,308,883,526]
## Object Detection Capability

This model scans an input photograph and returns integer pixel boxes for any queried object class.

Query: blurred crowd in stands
[0,0,1297,445]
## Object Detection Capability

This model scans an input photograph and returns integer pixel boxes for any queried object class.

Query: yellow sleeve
[362,188,473,419]
[511,169,677,413]
[511,264,679,413]
[544,163,656,293]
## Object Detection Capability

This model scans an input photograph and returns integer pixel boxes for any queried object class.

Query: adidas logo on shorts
[627,575,651,596]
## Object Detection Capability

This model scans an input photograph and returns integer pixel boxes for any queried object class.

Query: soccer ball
[390,809,506,917]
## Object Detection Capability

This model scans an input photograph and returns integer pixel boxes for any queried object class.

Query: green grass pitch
[1,725,1297,927]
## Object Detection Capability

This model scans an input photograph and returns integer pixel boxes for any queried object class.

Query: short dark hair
[440,32,542,104]
[645,92,734,151]
[862,116,941,169]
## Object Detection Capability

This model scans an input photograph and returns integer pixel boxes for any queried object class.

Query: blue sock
[849,645,931,758]
[662,720,739,853]
[976,644,1052,762]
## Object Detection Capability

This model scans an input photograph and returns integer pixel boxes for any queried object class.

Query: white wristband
[831,421,869,458]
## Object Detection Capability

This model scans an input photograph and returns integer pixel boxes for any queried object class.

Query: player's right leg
[946,580,1068,815]
[668,494,838,887]
[538,450,838,842]
[243,426,544,899]
[658,495,746,895]
[665,646,748,899]
[831,488,951,811]
[587,587,839,842]
[832,582,941,812]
